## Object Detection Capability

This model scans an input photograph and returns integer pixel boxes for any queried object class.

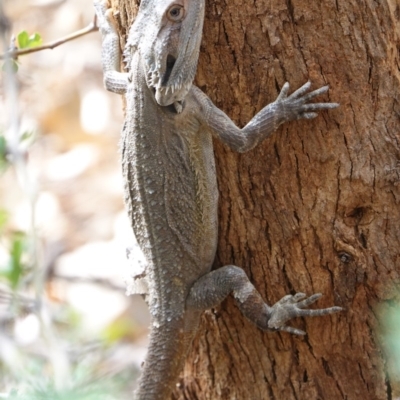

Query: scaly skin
[94,1,342,399]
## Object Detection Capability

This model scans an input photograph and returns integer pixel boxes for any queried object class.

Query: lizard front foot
[274,81,339,122]
[267,292,342,335]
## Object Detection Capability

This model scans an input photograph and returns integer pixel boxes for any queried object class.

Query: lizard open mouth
[162,54,176,85]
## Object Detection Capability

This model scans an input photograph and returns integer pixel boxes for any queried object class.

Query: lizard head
[126,0,205,108]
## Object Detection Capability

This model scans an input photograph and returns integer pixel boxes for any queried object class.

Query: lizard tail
[133,317,196,400]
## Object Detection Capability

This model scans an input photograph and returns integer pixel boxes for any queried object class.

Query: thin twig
[0,15,98,60]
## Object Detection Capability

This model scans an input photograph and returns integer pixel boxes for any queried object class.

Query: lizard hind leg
[186,265,342,335]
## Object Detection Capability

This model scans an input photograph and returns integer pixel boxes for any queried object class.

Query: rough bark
[112,0,400,399]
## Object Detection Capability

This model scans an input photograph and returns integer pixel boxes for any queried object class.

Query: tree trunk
[113,0,400,398]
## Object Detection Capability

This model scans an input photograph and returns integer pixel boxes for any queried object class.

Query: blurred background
[3,1,400,399]
[0,0,150,398]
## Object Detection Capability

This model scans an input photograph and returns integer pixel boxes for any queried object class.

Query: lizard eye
[167,5,185,22]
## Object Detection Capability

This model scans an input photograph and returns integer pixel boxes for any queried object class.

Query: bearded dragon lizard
[94,1,342,399]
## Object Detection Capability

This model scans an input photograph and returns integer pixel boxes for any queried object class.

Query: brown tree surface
[112,0,400,399]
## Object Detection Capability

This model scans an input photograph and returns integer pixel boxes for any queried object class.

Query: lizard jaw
[152,69,192,106]
[148,54,192,107]
[154,82,192,107]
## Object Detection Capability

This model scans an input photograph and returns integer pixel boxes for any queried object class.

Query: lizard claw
[267,292,342,335]
[274,81,339,123]
[276,81,291,101]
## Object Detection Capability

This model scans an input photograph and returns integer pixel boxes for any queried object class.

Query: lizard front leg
[186,265,342,335]
[195,82,338,153]
[94,0,129,94]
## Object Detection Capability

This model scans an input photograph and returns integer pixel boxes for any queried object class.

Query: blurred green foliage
[102,318,136,344]
[17,32,42,50]
[0,135,8,172]
[21,342,136,398]
[2,31,43,73]
[379,301,400,377]
[6,364,132,400]
[1,59,18,73]
[0,231,27,289]
[0,209,7,230]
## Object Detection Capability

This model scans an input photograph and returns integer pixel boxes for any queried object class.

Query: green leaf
[0,232,26,289]
[10,233,26,288]
[0,135,9,172]
[17,31,29,49]
[17,31,42,49]
[1,59,19,73]
[28,33,42,48]
[21,131,34,142]
[102,318,136,343]
[0,209,8,230]
[0,135,6,156]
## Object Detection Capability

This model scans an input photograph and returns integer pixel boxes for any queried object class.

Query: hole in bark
[338,251,353,264]
[348,207,365,220]
[385,375,392,400]
[273,143,281,164]
[322,358,334,377]
[395,5,400,21]
[360,233,367,249]
[344,206,374,226]
[303,370,308,382]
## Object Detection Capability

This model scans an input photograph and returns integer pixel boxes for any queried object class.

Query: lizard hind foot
[267,292,343,334]
[186,265,342,336]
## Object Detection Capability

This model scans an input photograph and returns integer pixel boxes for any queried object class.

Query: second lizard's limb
[94,0,129,94]
[186,265,342,335]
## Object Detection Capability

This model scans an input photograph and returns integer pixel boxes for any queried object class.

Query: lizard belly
[122,85,218,316]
